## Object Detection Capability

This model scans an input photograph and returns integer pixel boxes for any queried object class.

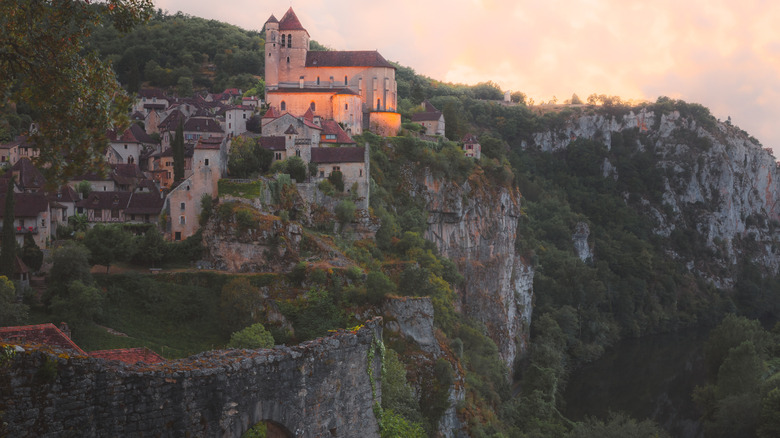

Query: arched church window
[287,34,292,48]
[377,99,381,111]
[310,102,316,111]
[286,57,290,63]
[344,76,348,86]
[281,34,285,46]
[281,101,286,111]
[316,77,320,85]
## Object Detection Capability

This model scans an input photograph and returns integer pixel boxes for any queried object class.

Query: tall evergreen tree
[0,177,16,278]
[173,121,185,182]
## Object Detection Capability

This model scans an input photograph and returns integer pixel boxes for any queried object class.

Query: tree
[0,0,153,183]
[335,200,356,224]
[227,323,274,349]
[133,227,166,268]
[84,224,132,273]
[49,280,104,329]
[75,180,92,199]
[328,170,345,192]
[366,271,396,305]
[220,277,262,335]
[0,276,27,325]
[0,176,15,278]
[172,121,185,182]
[227,136,272,177]
[20,233,43,272]
[176,76,193,97]
[245,115,262,134]
[286,156,307,182]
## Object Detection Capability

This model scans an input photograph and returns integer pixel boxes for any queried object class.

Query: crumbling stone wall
[0,319,382,438]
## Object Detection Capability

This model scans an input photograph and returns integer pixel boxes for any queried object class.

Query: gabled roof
[158,109,186,132]
[279,7,308,34]
[259,136,286,151]
[183,117,224,134]
[5,157,45,190]
[320,120,355,144]
[125,192,164,215]
[462,133,479,144]
[284,124,299,135]
[311,146,364,164]
[0,192,50,218]
[412,100,443,122]
[306,51,394,69]
[0,323,86,355]
[88,347,165,364]
[14,256,29,275]
[112,163,145,180]
[75,191,132,210]
[222,88,242,97]
[46,185,79,204]
[263,106,280,119]
[265,14,279,24]
[109,124,154,144]
[303,107,315,121]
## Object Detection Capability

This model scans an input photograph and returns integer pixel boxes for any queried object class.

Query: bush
[328,170,345,192]
[366,271,395,305]
[318,179,336,196]
[227,323,274,349]
[335,200,356,224]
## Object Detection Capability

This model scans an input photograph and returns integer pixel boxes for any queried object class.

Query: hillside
[4,10,779,438]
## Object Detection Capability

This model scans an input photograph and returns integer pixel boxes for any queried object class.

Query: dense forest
[3,9,780,438]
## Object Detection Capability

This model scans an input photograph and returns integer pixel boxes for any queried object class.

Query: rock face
[411,169,533,369]
[0,320,384,438]
[525,108,780,284]
[572,222,593,262]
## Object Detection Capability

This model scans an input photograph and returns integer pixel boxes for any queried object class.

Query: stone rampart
[0,319,383,438]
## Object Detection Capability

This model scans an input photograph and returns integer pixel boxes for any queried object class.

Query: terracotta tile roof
[159,144,195,158]
[76,191,132,210]
[184,117,224,134]
[222,88,242,97]
[259,136,286,151]
[5,157,46,190]
[303,108,315,121]
[88,347,165,364]
[462,133,479,143]
[268,87,359,96]
[46,185,80,204]
[0,323,86,355]
[195,137,223,150]
[0,192,49,218]
[306,51,394,69]
[411,111,443,122]
[109,124,155,144]
[125,192,164,215]
[423,100,439,112]
[138,88,166,99]
[311,146,364,164]
[279,7,308,33]
[320,120,355,144]
[263,107,279,119]
[112,163,145,179]
[158,110,185,132]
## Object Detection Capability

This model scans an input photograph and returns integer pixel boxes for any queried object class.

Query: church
[264,8,401,137]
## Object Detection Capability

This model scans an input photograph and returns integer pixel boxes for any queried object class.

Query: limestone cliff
[524,107,780,285]
[409,169,533,370]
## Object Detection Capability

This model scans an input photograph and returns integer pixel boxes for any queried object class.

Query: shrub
[328,170,345,192]
[318,179,336,196]
[335,200,356,224]
[227,323,274,349]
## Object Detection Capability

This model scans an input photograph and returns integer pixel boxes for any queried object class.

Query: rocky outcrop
[0,319,384,438]
[572,222,593,262]
[524,108,780,284]
[410,169,533,370]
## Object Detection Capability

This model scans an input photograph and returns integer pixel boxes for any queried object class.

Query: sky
[154,0,780,153]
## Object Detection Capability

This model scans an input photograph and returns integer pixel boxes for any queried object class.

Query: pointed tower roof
[284,124,298,135]
[265,14,278,24]
[279,7,308,34]
[303,107,315,121]
[263,106,279,119]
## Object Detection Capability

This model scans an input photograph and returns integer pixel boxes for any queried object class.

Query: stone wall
[0,319,383,438]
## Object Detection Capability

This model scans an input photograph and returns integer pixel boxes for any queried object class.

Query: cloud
[153,0,780,151]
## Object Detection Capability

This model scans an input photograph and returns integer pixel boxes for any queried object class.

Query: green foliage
[49,280,104,329]
[567,412,670,438]
[132,227,167,268]
[20,233,43,272]
[199,194,213,226]
[84,224,133,272]
[46,241,93,301]
[279,287,346,342]
[2,0,153,182]
[366,271,395,305]
[220,277,262,335]
[0,176,15,278]
[286,156,307,183]
[227,137,273,178]
[335,200,356,224]
[380,410,426,438]
[0,276,27,325]
[328,170,345,192]
[228,323,274,349]
[218,179,263,198]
